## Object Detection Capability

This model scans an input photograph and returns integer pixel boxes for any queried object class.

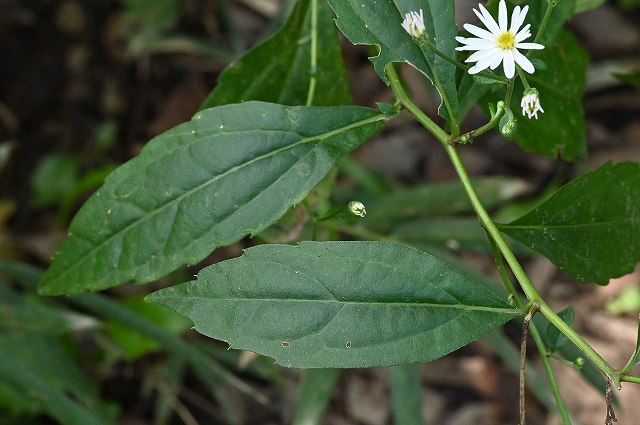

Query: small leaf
[499,161,640,284]
[202,0,351,108]
[613,70,640,88]
[293,369,340,425]
[39,102,391,295]
[147,241,520,368]
[389,364,425,425]
[544,307,574,352]
[327,0,459,128]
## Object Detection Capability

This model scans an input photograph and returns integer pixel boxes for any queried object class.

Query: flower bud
[499,107,518,138]
[348,201,366,218]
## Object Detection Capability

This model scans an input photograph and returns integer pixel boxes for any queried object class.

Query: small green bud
[499,107,517,138]
[573,357,585,369]
[348,201,366,218]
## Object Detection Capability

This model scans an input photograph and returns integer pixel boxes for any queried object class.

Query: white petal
[469,62,491,74]
[498,0,508,32]
[456,38,494,51]
[474,50,502,70]
[516,42,544,50]
[461,37,495,48]
[510,6,521,33]
[503,50,515,78]
[513,50,535,73]
[512,5,529,33]
[467,48,498,63]
[476,3,501,35]
[515,24,532,42]
[463,23,495,41]
[489,51,504,69]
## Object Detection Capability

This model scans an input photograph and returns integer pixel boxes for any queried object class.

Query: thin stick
[520,303,540,425]
[605,378,618,425]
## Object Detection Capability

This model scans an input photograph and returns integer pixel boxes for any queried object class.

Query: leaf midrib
[158,295,519,314]
[501,215,638,231]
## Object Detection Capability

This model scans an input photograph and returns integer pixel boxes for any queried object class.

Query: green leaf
[201,0,351,108]
[39,102,391,295]
[327,0,459,128]
[606,286,640,315]
[293,369,341,425]
[0,333,116,425]
[544,307,574,352]
[613,70,640,88]
[147,241,520,368]
[389,364,425,425]
[30,154,79,209]
[106,297,192,359]
[363,177,528,232]
[499,162,640,284]
[511,31,589,160]
[0,284,98,335]
[575,0,606,13]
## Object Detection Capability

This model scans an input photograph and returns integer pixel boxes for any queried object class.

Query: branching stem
[387,62,621,388]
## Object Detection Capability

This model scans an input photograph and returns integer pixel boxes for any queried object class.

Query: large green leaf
[39,102,392,295]
[327,0,459,129]
[499,162,640,284]
[147,241,520,368]
[201,0,351,108]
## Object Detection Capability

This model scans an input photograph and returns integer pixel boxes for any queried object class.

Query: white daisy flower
[520,88,544,119]
[455,0,544,78]
[401,9,426,38]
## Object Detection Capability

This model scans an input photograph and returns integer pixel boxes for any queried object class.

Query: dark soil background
[1,0,640,424]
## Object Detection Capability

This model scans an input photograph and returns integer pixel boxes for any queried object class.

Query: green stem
[305,0,318,107]
[386,64,449,144]
[451,101,505,144]
[489,240,572,425]
[532,0,556,47]
[530,326,573,424]
[504,78,515,109]
[444,142,620,387]
[622,375,640,384]
[516,67,532,91]
[388,62,620,386]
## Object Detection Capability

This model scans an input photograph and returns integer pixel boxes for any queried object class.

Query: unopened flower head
[455,0,544,78]
[520,88,544,119]
[348,201,366,218]
[401,9,426,38]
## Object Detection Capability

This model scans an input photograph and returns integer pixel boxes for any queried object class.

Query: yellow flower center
[497,31,515,49]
